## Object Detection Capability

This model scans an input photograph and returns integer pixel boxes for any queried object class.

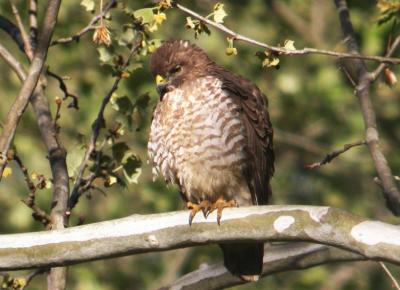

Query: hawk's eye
[170,65,182,74]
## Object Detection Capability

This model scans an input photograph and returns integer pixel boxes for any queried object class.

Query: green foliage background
[0,0,399,289]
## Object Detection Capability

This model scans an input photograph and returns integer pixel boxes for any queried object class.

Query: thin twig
[51,0,116,46]
[9,0,34,59]
[175,2,400,65]
[13,153,51,227]
[307,140,366,169]
[22,268,47,290]
[67,39,143,212]
[339,64,357,87]
[47,68,79,109]
[371,35,400,81]
[0,42,25,80]
[13,152,36,193]
[334,0,400,215]
[380,262,400,290]
[53,97,62,135]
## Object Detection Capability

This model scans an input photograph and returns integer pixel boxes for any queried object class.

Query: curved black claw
[214,198,238,226]
[187,202,200,226]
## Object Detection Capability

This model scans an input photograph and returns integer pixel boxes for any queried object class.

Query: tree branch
[0,15,25,52]
[13,152,52,227]
[371,35,400,81]
[0,0,62,180]
[334,0,400,216]
[0,205,399,270]
[174,2,400,64]
[380,262,400,290]
[306,140,366,169]
[51,0,116,46]
[9,0,34,59]
[46,68,79,109]
[0,13,70,288]
[29,0,38,46]
[67,39,142,212]
[161,243,365,290]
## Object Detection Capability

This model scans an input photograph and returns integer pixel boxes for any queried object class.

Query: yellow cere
[156,74,165,85]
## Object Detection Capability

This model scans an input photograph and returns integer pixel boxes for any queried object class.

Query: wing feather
[213,68,274,205]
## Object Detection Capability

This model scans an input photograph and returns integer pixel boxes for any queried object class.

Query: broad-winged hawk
[148,40,274,281]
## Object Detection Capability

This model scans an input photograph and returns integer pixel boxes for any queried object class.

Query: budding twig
[307,140,366,170]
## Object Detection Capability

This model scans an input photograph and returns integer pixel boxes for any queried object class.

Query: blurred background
[0,0,399,289]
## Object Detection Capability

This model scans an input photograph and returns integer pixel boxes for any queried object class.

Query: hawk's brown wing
[214,67,274,281]
[215,68,274,205]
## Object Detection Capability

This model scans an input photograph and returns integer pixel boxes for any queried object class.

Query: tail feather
[219,242,264,281]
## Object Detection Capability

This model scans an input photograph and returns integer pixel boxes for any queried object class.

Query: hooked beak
[155,74,168,96]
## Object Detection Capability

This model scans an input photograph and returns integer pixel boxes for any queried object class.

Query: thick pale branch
[162,243,365,290]
[175,3,400,64]
[0,205,399,270]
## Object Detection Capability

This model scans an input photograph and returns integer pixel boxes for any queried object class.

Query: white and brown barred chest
[148,76,250,204]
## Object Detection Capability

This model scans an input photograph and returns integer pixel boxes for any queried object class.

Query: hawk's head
[150,40,214,96]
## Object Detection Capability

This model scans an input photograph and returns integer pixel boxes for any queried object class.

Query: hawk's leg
[187,200,212,226]
[209,197,238,225]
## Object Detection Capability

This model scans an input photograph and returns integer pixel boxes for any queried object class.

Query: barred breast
[148,76,251,204]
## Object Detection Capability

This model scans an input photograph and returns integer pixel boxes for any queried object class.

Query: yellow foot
[209,197,238,225]
[187,200,212,226]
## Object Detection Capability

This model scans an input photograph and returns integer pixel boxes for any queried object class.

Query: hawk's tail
[219,242,264,282]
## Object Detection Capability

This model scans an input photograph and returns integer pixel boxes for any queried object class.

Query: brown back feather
[211,67,274,205]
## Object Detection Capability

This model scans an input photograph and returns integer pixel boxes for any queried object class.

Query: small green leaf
[97,47,113,63]
[184,17,210,39]
[67,145,86,177]
[134,92,150,109]
[283,39,296,50]
[213,3,227,23]
[185,17,196,29]
[157,0,172,9]
[117,27,136,46]
[129,62,143,72]
[81,0,95,12]
[376,0,400,24]
[111,95,134,115]
[13,277,27,289]
[122,155,142,184]
[154,12,167,25]
[256,50,280,69]
[133,8,155,24]
[263,56,280,67]
[112,142,130,163]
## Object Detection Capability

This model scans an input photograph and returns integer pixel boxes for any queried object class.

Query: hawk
[148,40,274,282]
